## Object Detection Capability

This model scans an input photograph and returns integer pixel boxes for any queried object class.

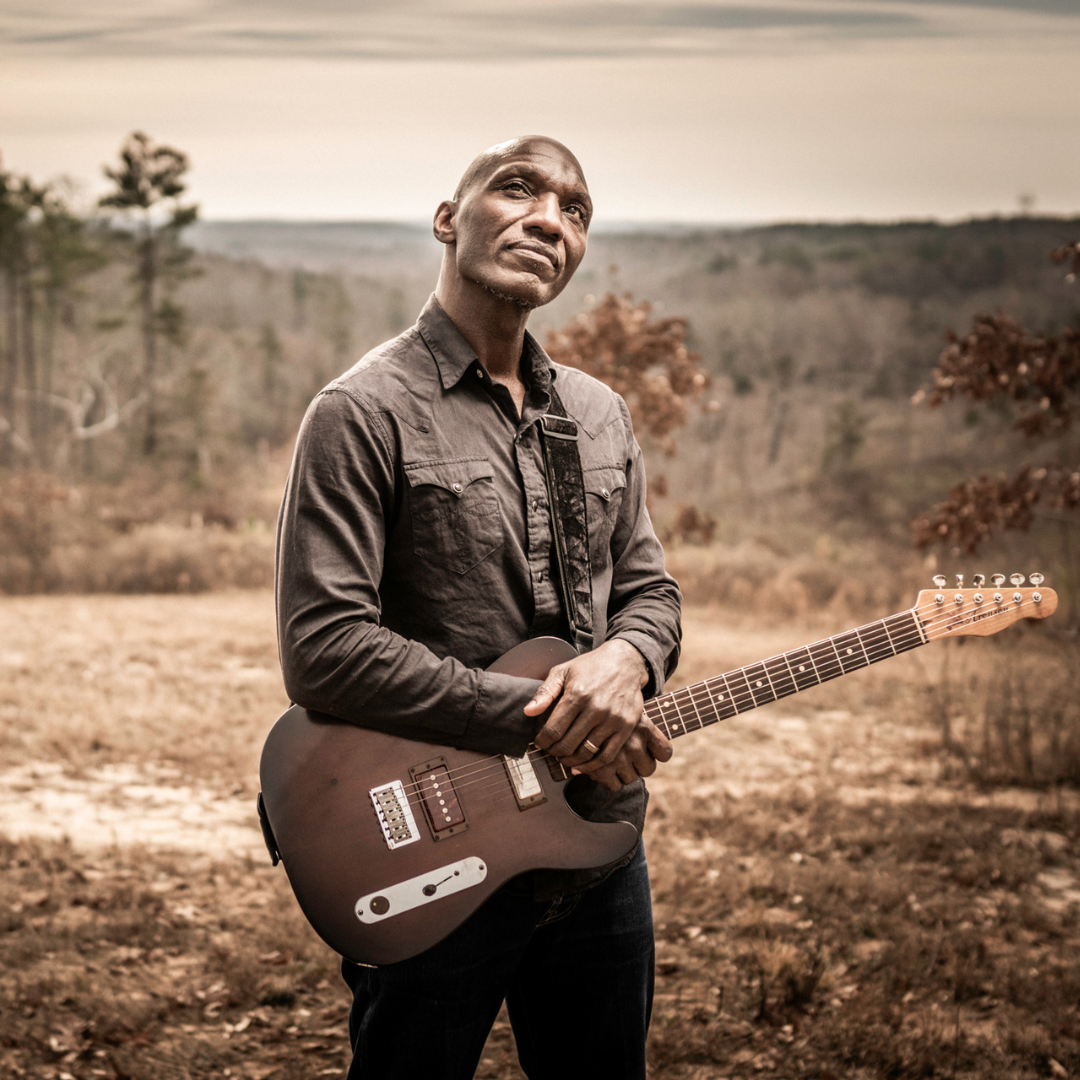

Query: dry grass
[2,593,1079,1078]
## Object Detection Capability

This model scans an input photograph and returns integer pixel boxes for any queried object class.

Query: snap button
[476,369,484,378]
[452,482,463,493]
[601,487,610,499]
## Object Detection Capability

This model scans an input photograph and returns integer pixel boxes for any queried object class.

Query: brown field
[2,591,1079,1079]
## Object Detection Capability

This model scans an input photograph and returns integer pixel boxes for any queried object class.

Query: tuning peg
[991,574,1005,587]
[1030,573,1045,586]
[972,574,986,588]
[1010,573,1025,586]
[933,574,947,588]
[955,574,964,588]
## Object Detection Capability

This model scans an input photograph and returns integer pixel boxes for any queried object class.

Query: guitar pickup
[503,749,547,809]
[410,757,469,841]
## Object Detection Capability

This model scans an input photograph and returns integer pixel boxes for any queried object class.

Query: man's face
[445,139,591,310]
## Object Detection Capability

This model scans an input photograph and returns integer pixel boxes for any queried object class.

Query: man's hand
[524,639,673,791]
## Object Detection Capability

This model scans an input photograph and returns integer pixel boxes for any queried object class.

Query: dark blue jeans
[341,843,654,1079]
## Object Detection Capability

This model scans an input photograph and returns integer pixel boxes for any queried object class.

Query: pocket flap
[405,458,494,497]
[584,467,627,502]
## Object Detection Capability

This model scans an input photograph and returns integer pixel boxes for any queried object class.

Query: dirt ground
[2,591,1078,1079]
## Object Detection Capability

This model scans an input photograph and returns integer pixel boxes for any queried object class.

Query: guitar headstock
[915,573,1057,640]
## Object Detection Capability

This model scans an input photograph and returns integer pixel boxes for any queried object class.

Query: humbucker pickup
[410,757,469,840]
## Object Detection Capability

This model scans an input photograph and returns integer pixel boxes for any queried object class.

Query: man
[276,136,681,1079]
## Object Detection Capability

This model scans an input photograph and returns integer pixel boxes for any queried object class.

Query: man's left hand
[525,639,671,786]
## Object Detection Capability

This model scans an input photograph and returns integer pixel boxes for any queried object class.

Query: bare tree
[99,132,198,456]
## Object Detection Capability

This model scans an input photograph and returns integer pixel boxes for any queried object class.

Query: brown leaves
[911,464,1080,554]
[545,292,708,455]
[1051,241,1080,281]
[917,312,1080,439]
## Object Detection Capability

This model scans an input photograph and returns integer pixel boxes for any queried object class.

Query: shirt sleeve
[603,397,683,699]
[275,388,542,758]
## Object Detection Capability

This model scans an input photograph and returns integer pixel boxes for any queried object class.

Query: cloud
[0,0,1075,60]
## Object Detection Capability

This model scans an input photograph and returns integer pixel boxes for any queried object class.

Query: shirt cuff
[608,630,666,700]
[456,670,543,758]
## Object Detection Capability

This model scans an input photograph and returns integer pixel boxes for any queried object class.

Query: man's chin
[464,269,558,311]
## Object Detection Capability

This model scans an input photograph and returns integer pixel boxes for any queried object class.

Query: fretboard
[644,609,927,740]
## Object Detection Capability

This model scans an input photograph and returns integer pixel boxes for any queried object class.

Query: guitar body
[259,637,638,966]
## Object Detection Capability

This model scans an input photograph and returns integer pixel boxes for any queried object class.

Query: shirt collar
[417,294,557,395]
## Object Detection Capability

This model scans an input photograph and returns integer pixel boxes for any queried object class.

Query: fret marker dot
[673,724,680,730]
[719,695,725,700]
[798,665,806,672]
[755,680,763,687]
[846,648,853,655]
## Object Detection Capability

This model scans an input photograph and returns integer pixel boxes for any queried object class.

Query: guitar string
[383,594,1044,806]
[448,595,1050,815]
[647,597,1044,738]
[375,594,1046,815]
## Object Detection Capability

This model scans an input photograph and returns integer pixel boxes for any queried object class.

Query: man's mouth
[508,242,559,271]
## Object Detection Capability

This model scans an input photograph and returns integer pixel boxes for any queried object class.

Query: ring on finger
[581,738,600,756]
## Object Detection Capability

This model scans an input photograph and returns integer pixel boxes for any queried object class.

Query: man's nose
[525,192,564,239]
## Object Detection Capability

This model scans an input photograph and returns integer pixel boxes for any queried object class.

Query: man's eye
[503,181,529,195]
[566,204,588,222]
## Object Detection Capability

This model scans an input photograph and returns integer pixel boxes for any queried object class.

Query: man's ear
[432,200,457,246]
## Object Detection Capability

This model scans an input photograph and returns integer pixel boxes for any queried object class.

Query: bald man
[276,137,681,1079]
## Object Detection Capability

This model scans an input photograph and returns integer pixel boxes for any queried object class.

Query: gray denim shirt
[275,295,681,897]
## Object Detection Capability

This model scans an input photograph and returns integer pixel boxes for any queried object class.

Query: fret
[832,630,869,674]
[811,637,844,682]
[648,695,678,738]
[680,684,707,732]
[860,620,895,664]
[886,611,924,653]
[722,667,755,713]
[705,676,739,722]
[741,662,777,708]
[764,654,797,699]
[697,678,726,726]
[784,646,821,692]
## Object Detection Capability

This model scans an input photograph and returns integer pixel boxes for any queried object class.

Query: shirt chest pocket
[584,466,627,567]
[405,458,504,575]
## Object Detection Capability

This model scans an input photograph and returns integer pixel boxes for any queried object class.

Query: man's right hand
[568,716,672,792]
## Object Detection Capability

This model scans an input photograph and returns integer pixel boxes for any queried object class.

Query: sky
[1,0,1078,224]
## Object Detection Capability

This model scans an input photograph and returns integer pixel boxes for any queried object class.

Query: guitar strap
[538,385,594,654]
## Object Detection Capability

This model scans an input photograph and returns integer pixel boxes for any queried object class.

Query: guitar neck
[644,608,928,740]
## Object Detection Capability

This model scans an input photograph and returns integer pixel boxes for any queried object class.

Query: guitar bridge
[369,780,421,850]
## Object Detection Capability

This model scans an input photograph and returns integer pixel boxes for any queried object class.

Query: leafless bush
[925,635,1080,786]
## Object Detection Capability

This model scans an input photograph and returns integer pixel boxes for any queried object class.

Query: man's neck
[434,274,531,384]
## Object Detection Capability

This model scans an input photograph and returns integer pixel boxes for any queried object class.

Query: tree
[543,292,708,456]
[911,246,1080,557]
[99,132,198,456]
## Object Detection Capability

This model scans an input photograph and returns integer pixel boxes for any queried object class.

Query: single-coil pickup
[503,749,547,809]
[410,757,468,841]
[369,780,421,850]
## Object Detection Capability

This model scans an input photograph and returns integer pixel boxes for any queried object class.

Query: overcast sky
[1,0,1078,223]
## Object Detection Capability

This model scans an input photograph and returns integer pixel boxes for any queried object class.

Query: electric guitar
[258,575,1056,965]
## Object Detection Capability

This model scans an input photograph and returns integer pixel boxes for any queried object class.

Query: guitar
[259,575,1056,965]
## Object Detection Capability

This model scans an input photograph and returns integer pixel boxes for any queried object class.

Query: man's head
[433,136,591,311]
